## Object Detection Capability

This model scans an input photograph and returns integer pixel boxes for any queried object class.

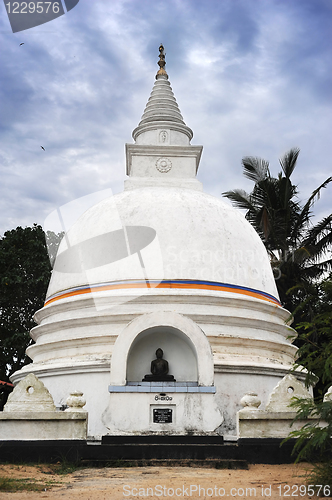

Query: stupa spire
[125,44,203,191]
[132,44,193,143]
[156,44,168,79]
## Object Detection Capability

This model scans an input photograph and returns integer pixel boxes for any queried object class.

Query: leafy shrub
[285,397,332,489]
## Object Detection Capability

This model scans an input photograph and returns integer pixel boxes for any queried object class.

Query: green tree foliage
[222,148,332,315]
[283,396,332,489]
[223,149,332,399]
[294,276,332,398]
[286,397,332,464]
[0,225,63,394]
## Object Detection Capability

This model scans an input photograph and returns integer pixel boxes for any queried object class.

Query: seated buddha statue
[142,348,175,381]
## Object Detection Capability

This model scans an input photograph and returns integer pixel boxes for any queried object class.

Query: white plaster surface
[102,392,222,435]
[45,187,279,299]
[214,372,292,437]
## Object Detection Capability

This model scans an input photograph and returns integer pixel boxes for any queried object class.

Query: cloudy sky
[0,0,331,237]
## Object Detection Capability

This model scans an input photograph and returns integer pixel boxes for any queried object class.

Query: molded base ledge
[109,384,216,393]
[0,412,88,440]
[237,410,320,439]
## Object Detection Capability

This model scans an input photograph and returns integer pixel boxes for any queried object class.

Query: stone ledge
[238,410,298,420]
[108,385,216,393]
[0,411,88,441]
[237,410,320,439]
[127,381,197,387]
[0,411,87,420]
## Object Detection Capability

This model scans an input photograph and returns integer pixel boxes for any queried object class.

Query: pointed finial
[156,43,168,79]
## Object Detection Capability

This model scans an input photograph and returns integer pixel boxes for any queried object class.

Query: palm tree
[222,148,332,316]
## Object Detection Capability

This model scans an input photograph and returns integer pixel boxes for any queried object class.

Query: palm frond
[222,189,257,212]
[242,156,270,183]
[312,235,332,259]
[302,260,332,280]
[279,148,300,179]
[302,177,332,217]
[302,214,332,247]
[293,178,332,240]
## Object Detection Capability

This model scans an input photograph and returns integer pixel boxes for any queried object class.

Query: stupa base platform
[0,437,297,465]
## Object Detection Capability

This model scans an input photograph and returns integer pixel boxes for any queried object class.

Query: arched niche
[110,311,214,386]
[127,326,197,382]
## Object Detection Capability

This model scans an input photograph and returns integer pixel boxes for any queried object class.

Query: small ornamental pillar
[240,392,261,410]
[65,391,86,412]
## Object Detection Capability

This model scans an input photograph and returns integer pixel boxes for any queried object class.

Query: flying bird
[19,43,24,46]
[41,146,45,151]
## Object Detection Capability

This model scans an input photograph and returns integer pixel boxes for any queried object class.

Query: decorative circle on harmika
[156,157,172,173]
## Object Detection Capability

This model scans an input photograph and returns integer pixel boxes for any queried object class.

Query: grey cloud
[0,0,331,235]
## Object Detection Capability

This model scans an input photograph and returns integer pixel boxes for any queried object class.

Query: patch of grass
[47,459,82,475]
[105,460,135,468]
[306,462,332,495]
[0,476,59,492]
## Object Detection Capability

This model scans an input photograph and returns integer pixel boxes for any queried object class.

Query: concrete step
[83,442,236,461]
[0,438,298,464]
[102,435,224,445]
[80,458,248,469]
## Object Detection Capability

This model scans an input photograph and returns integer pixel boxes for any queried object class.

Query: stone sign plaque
[153,408,172,423]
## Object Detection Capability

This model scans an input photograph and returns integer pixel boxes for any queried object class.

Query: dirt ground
[1,462,331,500]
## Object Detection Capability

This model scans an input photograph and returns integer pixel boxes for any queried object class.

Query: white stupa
[12,46,298,439]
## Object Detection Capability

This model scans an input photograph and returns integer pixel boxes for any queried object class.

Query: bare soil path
[0,463,330,500]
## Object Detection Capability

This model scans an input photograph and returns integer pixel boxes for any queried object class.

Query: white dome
[46,186,279,307]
